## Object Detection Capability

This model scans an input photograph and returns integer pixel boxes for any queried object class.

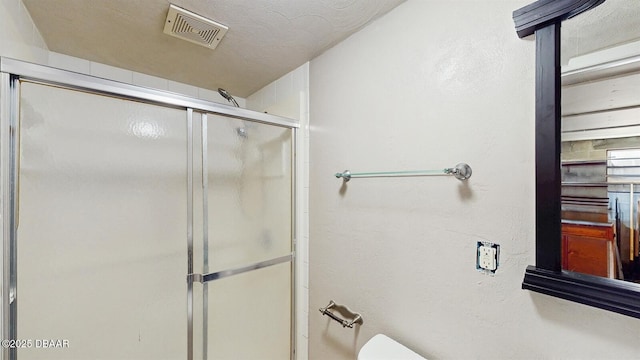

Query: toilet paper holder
[319,300,363,328]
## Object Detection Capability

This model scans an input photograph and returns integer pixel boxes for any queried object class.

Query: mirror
[515,0,640,319]
[560,0,640,283]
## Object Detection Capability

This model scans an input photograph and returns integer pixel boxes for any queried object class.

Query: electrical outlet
[477,242,499,274]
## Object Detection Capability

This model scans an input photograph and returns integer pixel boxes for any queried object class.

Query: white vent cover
[163,4,228,50]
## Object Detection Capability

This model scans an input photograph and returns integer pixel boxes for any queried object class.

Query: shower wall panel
[17,82,188,360]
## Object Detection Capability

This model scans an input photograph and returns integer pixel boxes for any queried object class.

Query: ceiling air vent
[163,4,228,50]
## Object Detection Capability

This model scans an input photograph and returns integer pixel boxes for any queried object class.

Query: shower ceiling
[22,0,406,97]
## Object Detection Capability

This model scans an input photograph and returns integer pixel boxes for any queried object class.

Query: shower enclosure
[0,58,298,360]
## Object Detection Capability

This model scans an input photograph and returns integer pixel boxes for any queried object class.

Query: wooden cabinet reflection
[562,220,617,278]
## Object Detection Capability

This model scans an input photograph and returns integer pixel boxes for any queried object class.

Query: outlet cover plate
[477,241,499,274]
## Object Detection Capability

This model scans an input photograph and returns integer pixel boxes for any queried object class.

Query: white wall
[308,1,640,359]
[0,0,48,63]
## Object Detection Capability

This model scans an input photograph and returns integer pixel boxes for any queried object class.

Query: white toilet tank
[357,334,427,360]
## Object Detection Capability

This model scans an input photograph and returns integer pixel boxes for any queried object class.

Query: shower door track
[0,58,298,129]
[0,57,299,360]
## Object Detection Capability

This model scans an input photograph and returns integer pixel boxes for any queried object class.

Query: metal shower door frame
[0,57,299,360]
[196,112,297,360]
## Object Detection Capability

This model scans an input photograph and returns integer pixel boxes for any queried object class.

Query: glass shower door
[193,114,294,359]
[16,82,188,360]
[3,60,298,360]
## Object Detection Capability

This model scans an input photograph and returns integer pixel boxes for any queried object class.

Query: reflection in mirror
[561,0,640,282]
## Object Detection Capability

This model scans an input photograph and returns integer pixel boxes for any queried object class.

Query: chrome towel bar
[319,300,363,328]
[335,163,472,182]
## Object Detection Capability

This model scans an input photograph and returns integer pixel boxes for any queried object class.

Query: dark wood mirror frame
[513,0,640,319]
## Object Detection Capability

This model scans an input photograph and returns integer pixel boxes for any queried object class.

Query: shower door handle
[187,253,293,283]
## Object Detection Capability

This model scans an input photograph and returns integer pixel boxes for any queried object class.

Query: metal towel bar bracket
[335,163,472,182]
[319,300,363,328]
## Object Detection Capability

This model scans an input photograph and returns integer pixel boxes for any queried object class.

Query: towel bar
[335,163,472,182]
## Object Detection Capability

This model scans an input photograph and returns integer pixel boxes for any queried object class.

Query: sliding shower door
[192,114,294,359]
[16,82,188,359]
[1,59,297,360]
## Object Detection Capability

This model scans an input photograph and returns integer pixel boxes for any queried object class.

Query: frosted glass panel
[206,116,293,271]
[205,262,291,359]
[17,82,187,360]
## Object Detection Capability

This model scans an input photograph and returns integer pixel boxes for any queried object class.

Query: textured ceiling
[23,0,406,97]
